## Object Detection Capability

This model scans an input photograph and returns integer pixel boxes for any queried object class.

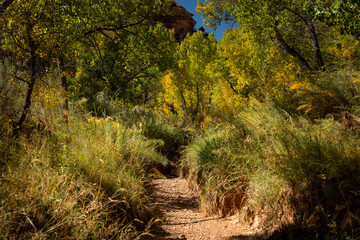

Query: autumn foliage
[1,0,360,239]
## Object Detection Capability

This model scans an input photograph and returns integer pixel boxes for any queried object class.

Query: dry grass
[181,99,360,238]
[0,117,166,239]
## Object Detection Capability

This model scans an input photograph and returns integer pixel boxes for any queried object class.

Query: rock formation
[152,3,196,42]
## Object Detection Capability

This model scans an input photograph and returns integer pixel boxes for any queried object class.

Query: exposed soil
[152,178,264,240]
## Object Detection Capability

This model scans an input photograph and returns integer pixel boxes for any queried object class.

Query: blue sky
[176,0,238,41]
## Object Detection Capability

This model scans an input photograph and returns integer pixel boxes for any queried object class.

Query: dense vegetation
[1,0,359,239]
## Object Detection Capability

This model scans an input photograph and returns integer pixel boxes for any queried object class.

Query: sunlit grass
[182,99,360,237]
[0,116,166,239]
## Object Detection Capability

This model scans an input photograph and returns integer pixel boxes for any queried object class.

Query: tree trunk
[15,74,35,132]
[57,55,69,123]
[269,21,313,71]
[193,84,200,120]
[284,7,325,71]
[305,17,325,70]
[0,0,15,15]
[15,30,37,134]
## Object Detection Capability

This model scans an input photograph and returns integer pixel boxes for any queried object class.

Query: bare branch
[83,13,150,36]
[223,76,238,94]
[10,74,30,84]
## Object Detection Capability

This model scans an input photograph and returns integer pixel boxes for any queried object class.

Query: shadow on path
[151,178,270,240]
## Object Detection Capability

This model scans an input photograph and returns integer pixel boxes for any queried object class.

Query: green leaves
[164,31,218,117]
[305,0,360,38]
[1,0,176,125]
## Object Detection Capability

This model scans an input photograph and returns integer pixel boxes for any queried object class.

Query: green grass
[181,99,360,237]
[0,116,166,239]
[118,107,191,162]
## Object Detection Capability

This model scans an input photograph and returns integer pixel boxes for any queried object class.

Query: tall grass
[278,70,360,118]
[0,116,166,239]
[182,99,360,237]
[118,107,191,162]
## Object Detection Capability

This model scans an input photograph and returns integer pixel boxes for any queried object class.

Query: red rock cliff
[152,3,196,42]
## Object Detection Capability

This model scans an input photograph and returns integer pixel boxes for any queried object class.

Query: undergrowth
[118,107,192,162]
[0,116,165,239]
[182,99,360,238]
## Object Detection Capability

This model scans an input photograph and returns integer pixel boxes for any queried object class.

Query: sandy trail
[152,178,260,240]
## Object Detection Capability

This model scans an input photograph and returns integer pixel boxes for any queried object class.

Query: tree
[1,1,49,132]
[211,27,300,106]
[76,23,177,108]
[162,31,217,119]
[197,0,326,71]
[305,0,360,38]
[0,0,174,130]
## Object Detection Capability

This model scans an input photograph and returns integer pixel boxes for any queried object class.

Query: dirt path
[152,178,261,240]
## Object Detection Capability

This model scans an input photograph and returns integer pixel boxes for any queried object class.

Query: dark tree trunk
[0,0,15,15]
[143,91,149,105]
[15,32,37,134]
[16,73,36,132]
[284,7,326,71]
[14,19,39,135]
[179,90,187,112]
[193,84,200,120]
[305,17,325,70]
[57,55,69,123]
[269,21,313,71]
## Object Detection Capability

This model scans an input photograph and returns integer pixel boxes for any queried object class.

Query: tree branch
[284,7,325,70]
[83,14,150,36]
[269,20,313,71]
[10,74,30,84]
[223,76,238,94]
[112,65,150,99]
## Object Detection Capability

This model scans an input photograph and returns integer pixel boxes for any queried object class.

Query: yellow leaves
[76,71,82,77]
[87,117,97,123]
[354,77,360,85]
[320,89,335,97]
[112,122,121,129]
[178,60,187,68]
[289,83,305,91]
[159,104,172,115]
[296,104,310,110]
[62,109,69,119]
[296,104,313,114]
[159,73,183,115]
[162,74,174,89]
[343,46,356,61]
[275,72,290,83]
[200,115,212,129]
[105,116,114,122]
